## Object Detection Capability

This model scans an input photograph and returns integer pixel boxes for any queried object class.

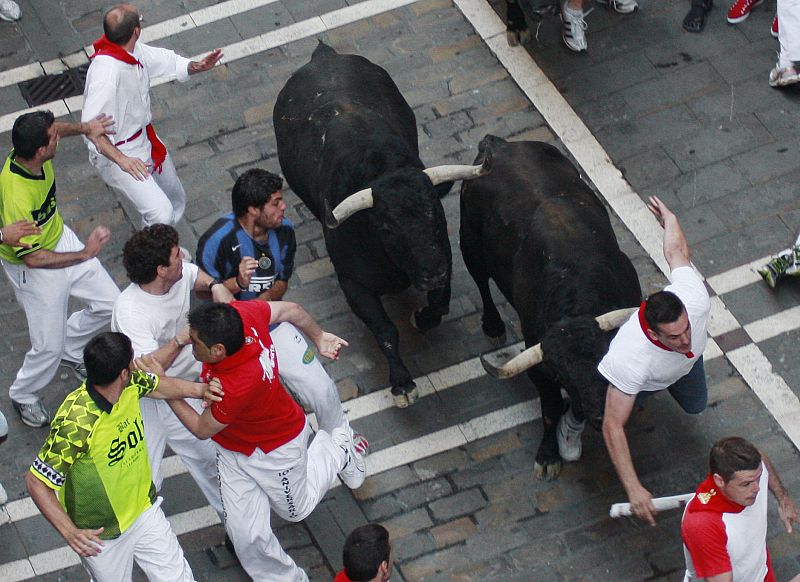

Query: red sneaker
[771,14,778,38]
[727,0,764,23]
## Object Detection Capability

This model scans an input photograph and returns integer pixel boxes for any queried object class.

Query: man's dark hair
[12,111,55,159]
[103,4,140,45]
[123,224,179,285]
[187,303,244,356]
[84,332,133,387]
[644,290,685,333]
[710,437,761,483]
[231,169,283,218]
[343,524,390,582]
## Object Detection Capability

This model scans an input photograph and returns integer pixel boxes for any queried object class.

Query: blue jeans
[636,357,707,414]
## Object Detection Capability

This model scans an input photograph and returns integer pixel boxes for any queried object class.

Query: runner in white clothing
[112,224,233,519]
[584,196,711,526]
[82,4,222,226]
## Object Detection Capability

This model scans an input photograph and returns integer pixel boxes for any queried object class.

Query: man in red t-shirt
[681,437,799,582]
[168,300,366,582]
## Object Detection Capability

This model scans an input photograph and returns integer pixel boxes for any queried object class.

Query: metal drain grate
[18,63,89,107]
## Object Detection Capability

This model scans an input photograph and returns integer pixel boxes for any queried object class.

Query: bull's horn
[423,151,492,186]
[595,307,637,331]
[327,188,374,228]
[481,343,543,379]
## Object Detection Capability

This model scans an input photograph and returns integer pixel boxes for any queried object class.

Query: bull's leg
[529,369,564,481]
[460,236,506,344]
[339,278,418,408]
[411,282,451,331]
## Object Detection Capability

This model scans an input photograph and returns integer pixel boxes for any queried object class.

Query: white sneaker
[556,404,586,462]
[561,5,588,52]
[333,427,367,489]
[597,0,638,14]
[0,0,20,22]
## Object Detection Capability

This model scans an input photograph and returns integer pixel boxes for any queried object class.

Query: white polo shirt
[598,266,710,395]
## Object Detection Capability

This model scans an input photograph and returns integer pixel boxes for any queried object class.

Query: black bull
[460,135,641,479]
[274,42,488,404]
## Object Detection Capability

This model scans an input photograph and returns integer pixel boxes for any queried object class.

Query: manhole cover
[19,63,89,107]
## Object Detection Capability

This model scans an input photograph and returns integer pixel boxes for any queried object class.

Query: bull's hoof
[485,331,507,347]
[534,460,562,481]
[392,386,420,408]
[411,309,442,332]
[506,30,521,46]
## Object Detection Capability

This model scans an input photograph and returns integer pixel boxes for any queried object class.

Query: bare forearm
[26,473,77,539]
[258,280,288,301]
[93,135,126,164]
[23,248,89,269]
[603,421,643,494]
[279,302,322,342]
[150,377,204,400]
[53,121,92,139]
[764,454,790,502]
[662,215,691,267]
[147,338,184,372]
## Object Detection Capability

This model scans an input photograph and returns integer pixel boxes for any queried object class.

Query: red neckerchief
[638,300,694,359]
[90,37,167,173]
[91,35,142,67]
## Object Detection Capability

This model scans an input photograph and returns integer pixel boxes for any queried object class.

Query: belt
[114,128,143,147]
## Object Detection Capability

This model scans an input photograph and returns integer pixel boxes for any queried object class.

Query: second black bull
[274,42,489,407]
[461,135,641,480]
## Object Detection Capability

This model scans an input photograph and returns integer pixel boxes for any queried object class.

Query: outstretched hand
[779,496,800,533]
[316,332,349,360]
[646,195,674,229]
[189,48,223,74]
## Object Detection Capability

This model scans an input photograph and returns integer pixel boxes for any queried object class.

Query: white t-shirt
[82,41,191,159]
[598,266,710,395]
[112,261,201,381]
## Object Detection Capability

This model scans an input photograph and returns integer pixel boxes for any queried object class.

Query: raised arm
[602,384,657,525]
[647,196,690,270]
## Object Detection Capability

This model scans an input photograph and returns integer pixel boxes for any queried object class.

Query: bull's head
[481,307,637,425]
[324,155,492,228]
[322,156,492,291]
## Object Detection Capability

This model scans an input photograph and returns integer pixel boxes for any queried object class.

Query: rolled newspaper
[609,493,695,518]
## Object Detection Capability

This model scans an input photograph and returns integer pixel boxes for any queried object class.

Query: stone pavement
[0,0,799,580]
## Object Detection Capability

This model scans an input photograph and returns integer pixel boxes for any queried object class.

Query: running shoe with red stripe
[727,0,763,24]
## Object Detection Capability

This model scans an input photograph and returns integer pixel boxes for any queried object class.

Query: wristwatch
[207,277,223,291]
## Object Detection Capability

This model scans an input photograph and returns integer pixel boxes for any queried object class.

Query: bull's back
[461,136,638,310]
[274,43,418,210]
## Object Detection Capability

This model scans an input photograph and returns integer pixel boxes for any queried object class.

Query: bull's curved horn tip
[480,354,507,379]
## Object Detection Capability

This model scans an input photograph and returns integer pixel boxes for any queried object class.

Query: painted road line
[450,0,800,451]
[0,0,422,133]
[0,0,281,90]
[706,255,771,296]
[2,398,542,582]
[0,334,727,526]
[745,304,800,344]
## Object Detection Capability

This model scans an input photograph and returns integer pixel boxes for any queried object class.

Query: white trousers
[140,398,223,517]
[82,498,195,582]
[778,0,800,66]
[2,226,119,404]
[216,421,344,582]
[272,322,348,434]
[91,150,186,227]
